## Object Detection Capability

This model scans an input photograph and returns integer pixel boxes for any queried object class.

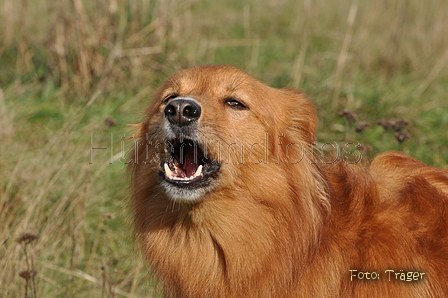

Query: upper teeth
[164,163,173,177]
[164,163,203,181]
[193,165,203,177]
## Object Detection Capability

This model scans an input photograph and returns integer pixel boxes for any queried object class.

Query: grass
[1,0,447,296]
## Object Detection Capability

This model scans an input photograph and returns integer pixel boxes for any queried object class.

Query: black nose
[164,98,202,126]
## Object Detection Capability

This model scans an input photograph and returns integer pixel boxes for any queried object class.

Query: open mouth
[160,138,220,187]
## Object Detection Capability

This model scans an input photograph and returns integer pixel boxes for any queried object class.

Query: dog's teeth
[193,165,203,177]
[164,163,174,177]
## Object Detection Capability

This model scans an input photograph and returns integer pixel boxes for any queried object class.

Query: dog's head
[134,65,317,202]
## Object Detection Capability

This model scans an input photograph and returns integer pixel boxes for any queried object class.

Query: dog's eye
[224,98,248,110]
[162,94,178,104]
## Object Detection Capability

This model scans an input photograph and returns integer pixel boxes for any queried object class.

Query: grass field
[1,0,448,296]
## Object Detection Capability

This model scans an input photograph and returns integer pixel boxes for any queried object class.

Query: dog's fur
[130,65,448,297]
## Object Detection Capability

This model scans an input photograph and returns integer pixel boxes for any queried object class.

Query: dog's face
[140,65,317,202]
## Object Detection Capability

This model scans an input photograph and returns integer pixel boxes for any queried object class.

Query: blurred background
[1,0,447,296]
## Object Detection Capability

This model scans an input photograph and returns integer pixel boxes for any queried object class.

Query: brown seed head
[377,119,392,131]
[16,232,38,244]
[355,121,371,133]
[358,144,372,154]
[103,213,115,219]
[392,118,409,132]
[338,109,358,122]
[19,270,37,280]
[394,131,410,143]
[104,117,117,127]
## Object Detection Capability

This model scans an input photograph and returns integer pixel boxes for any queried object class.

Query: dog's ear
[281,88,317,145]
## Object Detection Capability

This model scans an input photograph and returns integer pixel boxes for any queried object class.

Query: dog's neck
[134,161,335,297]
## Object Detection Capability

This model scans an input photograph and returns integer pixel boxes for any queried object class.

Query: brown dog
[129,65,448,297]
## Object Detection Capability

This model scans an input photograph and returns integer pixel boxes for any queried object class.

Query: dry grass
[3,0,448,94]
[1,0,447,296]
[0,88,152,296]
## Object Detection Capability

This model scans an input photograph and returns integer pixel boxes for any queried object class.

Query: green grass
[1,0,448,296]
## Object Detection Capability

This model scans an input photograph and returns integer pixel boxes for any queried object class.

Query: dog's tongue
[183,146,199,177]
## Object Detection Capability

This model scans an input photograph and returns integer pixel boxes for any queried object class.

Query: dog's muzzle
[160,98,220,201]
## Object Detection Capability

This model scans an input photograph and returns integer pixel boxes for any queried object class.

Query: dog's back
[312,151,448,297]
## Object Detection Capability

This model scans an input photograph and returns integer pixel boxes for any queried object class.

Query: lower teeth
[164,163,203,181]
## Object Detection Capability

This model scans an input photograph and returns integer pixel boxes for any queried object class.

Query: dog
[129,65,448,297]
